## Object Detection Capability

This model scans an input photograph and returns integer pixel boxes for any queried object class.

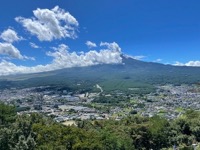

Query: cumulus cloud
[15,6,79,41]
[0,43,24,59]
[0,43,34,60]
[47,42,122,69]
[30,42,40,49]
[174,61,200,67]
[0,28,23,43]
[85,41,97,48]
[0,60,46,76]
[100,42,121,52]
[0,42,123,75]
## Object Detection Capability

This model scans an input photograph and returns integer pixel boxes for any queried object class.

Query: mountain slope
[0,56,200,93]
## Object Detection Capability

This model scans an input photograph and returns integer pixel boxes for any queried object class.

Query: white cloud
[132,55,146,60]
[100,42,121,52]
[23,55,35,61]
[123,54,146,60]
[174,61,200,67]
[15,6,79,41]
[0,42,122,75]
[30,42,40,49]
[155,58,162,62]
[0,42,34,60]
[0,60,43,76]
[0,28,23,43]
[47,42,122,69]
[0,43,24,59]
[85,41,97,48]
[174,61,184,66]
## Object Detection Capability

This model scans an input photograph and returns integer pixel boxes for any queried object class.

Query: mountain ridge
[0,56,200,92]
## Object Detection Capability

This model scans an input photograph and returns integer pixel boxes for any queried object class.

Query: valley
[1,57,200,149]
[1,57,200,122]
[1,83,200,123]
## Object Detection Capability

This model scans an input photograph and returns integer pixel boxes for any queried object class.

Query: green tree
[0,102,16,126]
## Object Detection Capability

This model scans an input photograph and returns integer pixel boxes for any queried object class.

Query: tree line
[1,102,200,150]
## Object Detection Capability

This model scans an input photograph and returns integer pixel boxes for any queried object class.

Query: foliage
[1,103,200,149]
[0,102,16,126]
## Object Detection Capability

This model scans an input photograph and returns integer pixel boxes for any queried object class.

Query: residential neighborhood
[0,84,200,123]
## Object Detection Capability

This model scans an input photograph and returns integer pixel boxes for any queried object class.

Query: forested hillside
[1,103,200,150]
[1,57,200,95]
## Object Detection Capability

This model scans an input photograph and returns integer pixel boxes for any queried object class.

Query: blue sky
[0,0,200,75]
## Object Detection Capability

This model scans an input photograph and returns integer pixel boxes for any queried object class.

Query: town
[0,84,200,125]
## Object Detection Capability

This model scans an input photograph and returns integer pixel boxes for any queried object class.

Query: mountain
[0,56,200,94]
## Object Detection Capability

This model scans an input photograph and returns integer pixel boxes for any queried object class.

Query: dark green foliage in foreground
[1,103,200,149]
[0,102,16,126]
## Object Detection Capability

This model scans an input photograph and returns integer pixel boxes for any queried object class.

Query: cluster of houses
[138,85,200,119]
[0,84,200,122]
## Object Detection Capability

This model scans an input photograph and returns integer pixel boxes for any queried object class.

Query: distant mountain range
[1,55,200,93]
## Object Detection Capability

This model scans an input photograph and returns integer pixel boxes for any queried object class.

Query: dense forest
[1,102,200,150]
